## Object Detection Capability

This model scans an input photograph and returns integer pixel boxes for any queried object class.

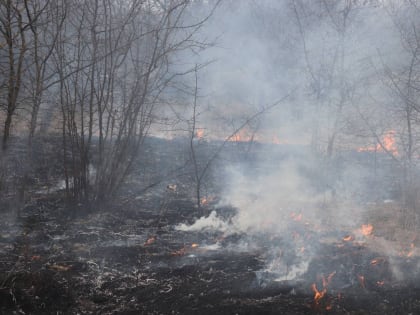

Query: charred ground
[0,136,419,315]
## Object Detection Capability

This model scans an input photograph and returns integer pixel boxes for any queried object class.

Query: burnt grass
[1,137,420,314]
[2,192,420,315]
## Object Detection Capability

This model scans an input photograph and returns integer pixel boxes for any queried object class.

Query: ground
[1,187,420,315]
[1,137,420,314]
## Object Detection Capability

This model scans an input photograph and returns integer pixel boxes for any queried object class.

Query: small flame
[357,130,398,156]
[144,236,156,246]
[311,271,336,307]
[196,129,204,139]
[357,275,366,289]
[400,243,416,257]
[171,243,199,256]
[382,130,398,154]
[311,283,326,304]
[360,224,373,236]
[200,196,215,206]
[343,235,354,242]
[377,280,385,286]
[290,212,303,221]
[228,129,256,143]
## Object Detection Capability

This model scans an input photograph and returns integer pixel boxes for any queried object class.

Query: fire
[370,258,382,266]
[357,130,398,156]
[311,283,326,303]
[196,129,204,139]
[377,280,385,286]
[171,243,199,256]
[311,271,336,308]
[290,212,303,221]
[382,130,398,154]
[144,236,156,246]
[228,129,257,143]
[200,196,215,206]
[343,235,354,242]
[400,243,416,257]
[357,275,366,289]
[407,245,415,257]
[360,224,373,236]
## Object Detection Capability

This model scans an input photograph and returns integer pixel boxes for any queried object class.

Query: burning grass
[1,192,420,314]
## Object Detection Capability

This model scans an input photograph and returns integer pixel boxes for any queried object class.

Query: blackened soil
[1,192,420,315]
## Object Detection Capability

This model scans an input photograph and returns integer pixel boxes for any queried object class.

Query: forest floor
[1,186,420,315]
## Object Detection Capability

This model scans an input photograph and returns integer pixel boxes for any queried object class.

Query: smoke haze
[173,0,420,281]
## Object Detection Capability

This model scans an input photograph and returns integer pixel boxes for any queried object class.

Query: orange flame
[361,224,373,236]
[228,129,257,143]
[172,243,200,256]
[343,235,354,242]
[200,196,215,206]
[311,271,336,307]
[311,283,326,304]
[357,130,398,156]
[370,258,380,266]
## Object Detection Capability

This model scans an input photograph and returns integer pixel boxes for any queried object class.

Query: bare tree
[52,0,221,203]
[24,0,66,143]
[365,1,420,214]
[0,0,31,150]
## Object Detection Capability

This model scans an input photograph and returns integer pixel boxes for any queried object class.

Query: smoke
[172,0,420,284]
[175,210,231,233]
[223,159,319,232]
